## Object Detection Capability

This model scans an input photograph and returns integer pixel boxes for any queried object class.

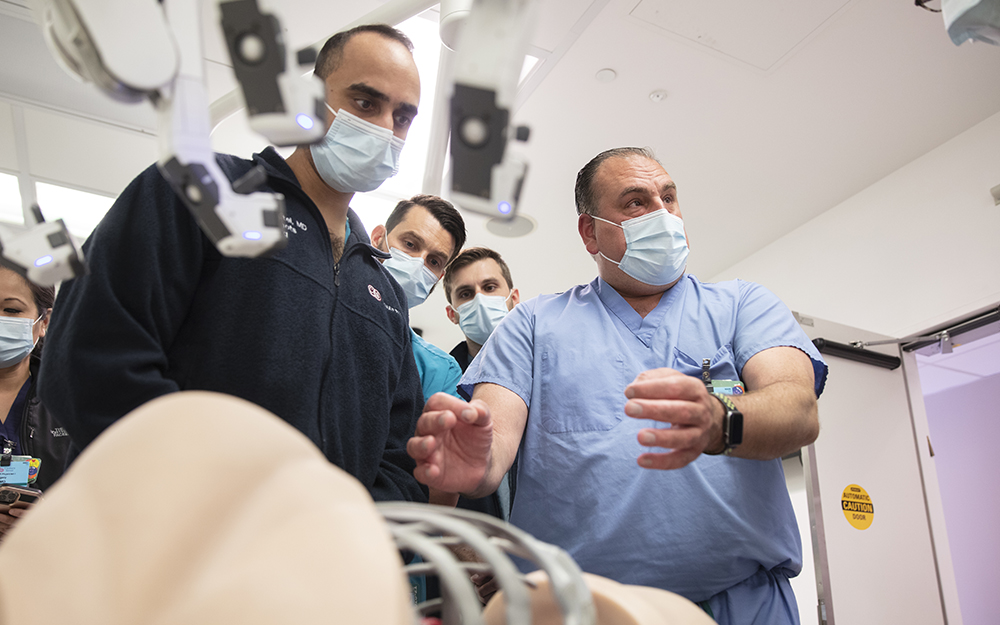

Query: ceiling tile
[24,108,157,196]
[629,0,852,71]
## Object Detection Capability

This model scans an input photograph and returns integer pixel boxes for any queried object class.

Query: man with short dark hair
[439,246,520,591]
[409,147,829,623]
[370,195,466,404]
[41,25,428,503]
[441,246,520,525]
[442,247,519,372]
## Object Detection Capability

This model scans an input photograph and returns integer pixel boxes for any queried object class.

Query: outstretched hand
[624,368,723,470]
[407,392,494,496]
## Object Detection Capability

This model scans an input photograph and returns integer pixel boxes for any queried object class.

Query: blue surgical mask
[455,292,513,346]
[0,313,43,369]
[309,105,404,193]
[592,209,689,286]
[383,247,439,308]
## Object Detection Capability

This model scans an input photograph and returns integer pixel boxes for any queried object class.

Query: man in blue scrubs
[407,147,828,624]
[370,195,466,405]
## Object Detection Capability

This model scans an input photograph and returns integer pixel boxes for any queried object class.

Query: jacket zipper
[18,391,33,458]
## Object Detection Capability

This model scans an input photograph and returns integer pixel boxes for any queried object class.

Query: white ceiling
[2,0,999,349]
[628,0,855,71]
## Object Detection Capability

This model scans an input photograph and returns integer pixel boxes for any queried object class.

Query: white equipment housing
[0,213,85,287]
[943,0,1000,45]
[32,0,328,263]
[448,0,538,221]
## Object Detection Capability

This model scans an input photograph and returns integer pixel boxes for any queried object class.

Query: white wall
[710,110,1000,339]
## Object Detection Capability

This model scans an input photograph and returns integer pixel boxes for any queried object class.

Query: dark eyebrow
[397,101,419,118]
[1,298,26,305]
[348,82,390,103]
[618,185,653,199]
[402,230,425,246]
[348,83,418,118]
[618,182,676,199]
[406,231,450,261]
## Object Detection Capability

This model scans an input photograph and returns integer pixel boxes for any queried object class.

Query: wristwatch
[705,393,743,456]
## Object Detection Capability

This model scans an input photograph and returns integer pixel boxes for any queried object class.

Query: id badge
[0,455,33,486]
[700,358,746,395]
[710,380,745,395]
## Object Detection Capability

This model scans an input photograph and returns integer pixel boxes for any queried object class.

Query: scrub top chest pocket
[538,350,629,434]
[672,344,742,389]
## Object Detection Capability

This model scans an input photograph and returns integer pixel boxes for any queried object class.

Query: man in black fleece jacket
[38,25,428,503]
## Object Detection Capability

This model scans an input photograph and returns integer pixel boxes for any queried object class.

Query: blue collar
[594,276,687,347]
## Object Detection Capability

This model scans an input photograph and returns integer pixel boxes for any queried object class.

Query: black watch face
[729,411,744,446]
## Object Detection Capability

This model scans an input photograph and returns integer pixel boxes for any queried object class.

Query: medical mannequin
[0,391,412,625]
[482,571,713,625]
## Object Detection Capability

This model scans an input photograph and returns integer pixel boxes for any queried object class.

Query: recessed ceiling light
[595,68,617,83]
[486,214,536,238]
[649,90,668,102]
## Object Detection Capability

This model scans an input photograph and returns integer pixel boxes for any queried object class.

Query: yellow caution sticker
[841,484,874,530]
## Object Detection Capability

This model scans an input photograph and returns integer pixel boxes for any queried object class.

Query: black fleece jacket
[19,355,71,492]
[38,148,427,503]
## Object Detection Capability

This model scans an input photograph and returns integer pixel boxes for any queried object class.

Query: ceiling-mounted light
[486,214,536,238]
[595,68,617,83]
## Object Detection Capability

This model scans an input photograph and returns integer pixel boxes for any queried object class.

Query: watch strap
[705,393,743,456]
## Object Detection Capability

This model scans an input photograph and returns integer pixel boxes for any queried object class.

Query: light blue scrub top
[408,330,461,605]
[462,275,827,604]
[411,329,462,401]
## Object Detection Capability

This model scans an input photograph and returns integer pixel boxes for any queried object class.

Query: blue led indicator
[243,231,263,241]
[296,114,314,130]
[498,201,512,214]
[35,255,53,267]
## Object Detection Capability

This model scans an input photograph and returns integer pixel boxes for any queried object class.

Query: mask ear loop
[589,214,626,267]
[29,310,48,351]
[0,312,46,327]
[590,214,623,229]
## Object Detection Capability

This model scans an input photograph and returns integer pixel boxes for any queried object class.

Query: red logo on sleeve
[368,285,382,301]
